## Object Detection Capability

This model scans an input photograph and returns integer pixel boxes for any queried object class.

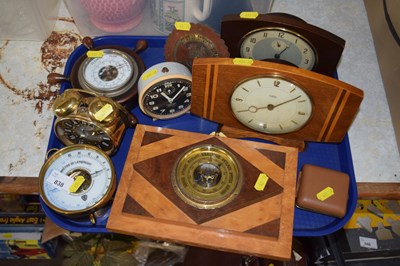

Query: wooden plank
[357,182,400,199]
[0,176,38,194]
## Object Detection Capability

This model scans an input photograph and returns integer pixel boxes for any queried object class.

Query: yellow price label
[87,50,104,58]
[175,21,191,31]
[316,186,335,201]
[254,173,269,191]
[240,12,259,19]
[69,175,85,193]
[94,103,113,122]
[141,68,158,81]
[1,233,13,239]
[233,58,254,66]
[24,240,39,245]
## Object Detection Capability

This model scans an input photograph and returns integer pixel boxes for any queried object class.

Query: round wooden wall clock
[164,23,229,70]
[220,13,345,77]
[48,36,147,106]
[190,58,363,146]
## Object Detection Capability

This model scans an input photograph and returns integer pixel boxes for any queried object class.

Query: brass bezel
[171,144,243,209]
[38,144,116,218]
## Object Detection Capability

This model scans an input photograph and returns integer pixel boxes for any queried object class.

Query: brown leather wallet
[296,164,349,218]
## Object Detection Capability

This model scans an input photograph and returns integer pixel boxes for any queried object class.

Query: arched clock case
[221,13,345,77]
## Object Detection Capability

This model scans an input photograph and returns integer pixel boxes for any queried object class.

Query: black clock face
[142,78,192,119]
[55,118,114,153]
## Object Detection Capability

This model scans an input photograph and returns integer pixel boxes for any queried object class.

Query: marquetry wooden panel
[107,125,298,260]
[191,58,363,143]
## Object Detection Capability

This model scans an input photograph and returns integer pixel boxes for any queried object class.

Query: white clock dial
[240,28,317,70]
[230,76,313,134]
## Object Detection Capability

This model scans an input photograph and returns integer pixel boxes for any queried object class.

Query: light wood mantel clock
[190,58,363,149]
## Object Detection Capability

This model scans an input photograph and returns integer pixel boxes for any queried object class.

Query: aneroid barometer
[48,36,147,106]
[172,144,243,209]
[39,144,116,224]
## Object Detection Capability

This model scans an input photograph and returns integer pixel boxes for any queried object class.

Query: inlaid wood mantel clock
[190,58,363,148]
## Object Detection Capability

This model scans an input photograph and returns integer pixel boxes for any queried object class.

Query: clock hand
[270,95,301,109]
[236,105,260,113]
[85,132,104,142]
[236,95,301,113]
[274,43,292,59]
[76,127,104,142]
[161,92,173,103]
[170,86,187,102]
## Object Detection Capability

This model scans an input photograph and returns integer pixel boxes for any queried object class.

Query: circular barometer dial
[172,144,243,209]
[39,145,116,223]
[230,76,313,134]
[78,48,140,99]
[240,28,317,70]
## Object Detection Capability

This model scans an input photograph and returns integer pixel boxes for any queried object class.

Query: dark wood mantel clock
[190,58,363,149]
[220,13,345,77]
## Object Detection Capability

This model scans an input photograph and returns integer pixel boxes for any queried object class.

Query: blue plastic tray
[42,36,357,237]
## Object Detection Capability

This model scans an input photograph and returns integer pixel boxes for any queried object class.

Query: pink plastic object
[81,0,146,32]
